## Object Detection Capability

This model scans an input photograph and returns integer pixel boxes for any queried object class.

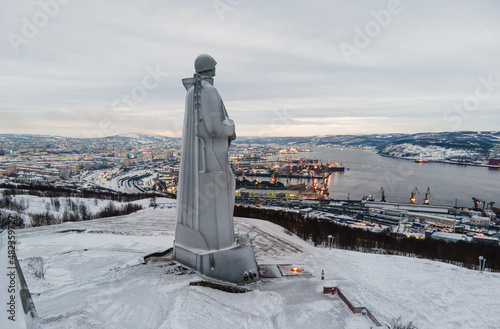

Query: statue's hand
[228,132,236,146]
[222,118,234,126]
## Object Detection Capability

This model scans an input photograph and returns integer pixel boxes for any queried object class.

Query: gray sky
[1,0,499,138]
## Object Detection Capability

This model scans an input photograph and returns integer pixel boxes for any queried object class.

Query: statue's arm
[223,101,237,142]
[202,87,235,139]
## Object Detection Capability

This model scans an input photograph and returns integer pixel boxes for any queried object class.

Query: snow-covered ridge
[379,143,479,160]
[377,131,500,160]
[113,133,175,141]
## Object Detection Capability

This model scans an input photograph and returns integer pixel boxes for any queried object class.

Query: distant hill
[0,133,179,146]
[0,134,67,142]
[377,131,500,160]
[104,133,179,145]
[311,133,408,148]
[233,134,408,147]
[2,131,499,161]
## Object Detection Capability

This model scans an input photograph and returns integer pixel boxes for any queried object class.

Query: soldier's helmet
[195,54,217,73]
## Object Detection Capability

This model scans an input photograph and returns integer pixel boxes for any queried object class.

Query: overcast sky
[1,0,499,138]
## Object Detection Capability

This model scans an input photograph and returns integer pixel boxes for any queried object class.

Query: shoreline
[375,152,500,169]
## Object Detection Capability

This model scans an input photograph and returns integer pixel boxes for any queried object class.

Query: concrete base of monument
[173,242,259,285]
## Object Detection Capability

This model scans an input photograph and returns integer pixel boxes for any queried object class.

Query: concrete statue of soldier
[173,54,259,285]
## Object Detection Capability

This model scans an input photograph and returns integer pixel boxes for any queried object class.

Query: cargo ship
[232,157,343,179]
[279,158,344,174]
[488,158,500,166]
[327,160,345,171]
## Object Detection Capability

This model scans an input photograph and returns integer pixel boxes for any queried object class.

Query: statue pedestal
[173,236,259,285]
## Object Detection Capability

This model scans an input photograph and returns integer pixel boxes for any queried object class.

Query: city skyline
[1,1,500,138]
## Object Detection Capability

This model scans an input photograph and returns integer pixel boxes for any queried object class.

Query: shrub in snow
[386,317,417,329]
[0,211,24,229]
[30,212,58,226]
[0,193,26,212]
[51,198,61,211]
[79,203,90,221]
[94,202,143,219]
[25,257,46,279]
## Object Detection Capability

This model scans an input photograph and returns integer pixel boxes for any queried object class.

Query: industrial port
[1,135,499,246]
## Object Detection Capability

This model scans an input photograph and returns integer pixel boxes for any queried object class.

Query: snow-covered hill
[6,208,500,328]
[378,131,500,160]
[2,131,498,161]
[379,143,479,160]
[105,133,179,145]
[233,131,500,161]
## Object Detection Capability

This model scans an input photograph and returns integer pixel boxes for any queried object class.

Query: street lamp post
[347,193,350,214]
[479,256,486,272]
[454,198,458,233]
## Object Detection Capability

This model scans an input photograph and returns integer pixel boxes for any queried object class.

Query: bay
[273,148,499,207]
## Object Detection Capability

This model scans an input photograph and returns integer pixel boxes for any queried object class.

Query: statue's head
[195,54,217,77]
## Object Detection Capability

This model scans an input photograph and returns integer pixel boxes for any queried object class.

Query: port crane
[423,187,430,205]
[472,197,486,210]
[410,187,419,204]
[320,176,328,196]
[380,187,386,202]
[270,166,281,185]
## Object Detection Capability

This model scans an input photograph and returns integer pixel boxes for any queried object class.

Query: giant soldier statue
[173,54,259,284]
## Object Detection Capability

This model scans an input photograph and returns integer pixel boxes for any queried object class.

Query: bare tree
[79,203,90,221]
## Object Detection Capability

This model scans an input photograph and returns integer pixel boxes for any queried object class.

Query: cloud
[1,0,499,137]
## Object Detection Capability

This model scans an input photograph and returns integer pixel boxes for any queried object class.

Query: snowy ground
[8,208,500,328]
[0,192,171,227]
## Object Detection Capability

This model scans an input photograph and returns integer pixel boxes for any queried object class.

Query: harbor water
[274,148,499,207]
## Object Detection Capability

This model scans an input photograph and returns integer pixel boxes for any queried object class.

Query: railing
[154,203,176,209]
[323,286,382,327]
[13,251,42,328]
[1,229,42,328]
